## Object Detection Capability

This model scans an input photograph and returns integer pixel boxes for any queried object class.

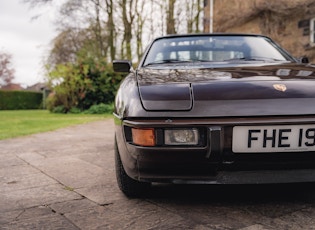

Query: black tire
[114,138,151,198]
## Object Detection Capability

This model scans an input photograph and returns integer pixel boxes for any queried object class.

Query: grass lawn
[0,110,111,140]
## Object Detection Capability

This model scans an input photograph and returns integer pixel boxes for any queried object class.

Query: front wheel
[114,138,151,198]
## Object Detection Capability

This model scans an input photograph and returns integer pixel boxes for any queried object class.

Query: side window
[310,18,315,45]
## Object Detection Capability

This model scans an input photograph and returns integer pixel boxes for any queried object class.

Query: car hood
[137,63,315,116]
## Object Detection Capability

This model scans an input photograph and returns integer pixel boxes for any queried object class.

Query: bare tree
[91,0,106,58]
[24,0,206,63]
[118,0,138,60]
[47,29,81,66]
[25,0,109,61]
[0,52,15,87]
[135,1,147,60]
[105,0,116,61]
[59,0,108,59]
[22,0,53,7]
[195,0,202,32]
[166,0,176,34]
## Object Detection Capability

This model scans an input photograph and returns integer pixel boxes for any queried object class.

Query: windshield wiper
[144,59,192,66]
[224,56,285,62]
[191,59,213,63]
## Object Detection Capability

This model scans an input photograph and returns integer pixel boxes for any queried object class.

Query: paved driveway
[1,119,315,229]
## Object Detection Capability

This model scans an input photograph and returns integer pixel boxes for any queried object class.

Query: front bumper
[170,169,315,184]
[116,116,315,184]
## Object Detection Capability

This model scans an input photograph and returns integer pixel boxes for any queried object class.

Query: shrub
[84,103,114,114]
[47,63,91,113]
[46,57,124,113]
[52,105,66,113]
[69,107,81,114]
[0,90,42,110]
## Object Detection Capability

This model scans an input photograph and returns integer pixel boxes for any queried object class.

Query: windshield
[142,35,293,66]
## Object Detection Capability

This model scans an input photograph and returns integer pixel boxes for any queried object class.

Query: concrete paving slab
[0,154,26,168]
[260,207,315,230]
[2,183,82,211]
[1,171,58,193]
[239,224,269,230]
[0,164,39,181]
[20,155,106,188]
[0,206,53,225]
[0,210,23,225]
[76,149,113,169]
[16,152,45,163]
[1,213,79,230]
[2,119,315,229]
[49,198,98,215]
[64,200,194,230]
[75,184,125,205]
[5,184,82,210]
[0,195,23,213]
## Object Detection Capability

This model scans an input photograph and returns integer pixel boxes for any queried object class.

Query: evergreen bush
[0,90,42,110]
[84,103,114,114]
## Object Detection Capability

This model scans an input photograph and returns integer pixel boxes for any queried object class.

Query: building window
[310,18,315,45]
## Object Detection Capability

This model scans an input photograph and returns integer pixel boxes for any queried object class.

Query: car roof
[152,33,270,41]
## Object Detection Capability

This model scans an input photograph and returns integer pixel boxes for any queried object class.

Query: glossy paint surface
[113,34,315,184]
[116,63,315,118]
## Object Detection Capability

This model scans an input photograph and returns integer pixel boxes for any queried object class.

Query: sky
[0,0,60,87]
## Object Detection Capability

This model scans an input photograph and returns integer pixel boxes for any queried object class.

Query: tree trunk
[121,0,134,60]
[204,0,210,33]
[166,0,176,34]
[93,0,104,58]
[105,0,116,61]
[195,0,201,32]
[136,1,145,60]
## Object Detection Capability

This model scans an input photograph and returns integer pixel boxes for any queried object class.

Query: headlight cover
[164,128,199,145]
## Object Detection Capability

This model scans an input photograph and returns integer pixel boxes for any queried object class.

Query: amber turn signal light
[131,128,155,146]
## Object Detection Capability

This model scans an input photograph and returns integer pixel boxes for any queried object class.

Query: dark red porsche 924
[113,33,315,197]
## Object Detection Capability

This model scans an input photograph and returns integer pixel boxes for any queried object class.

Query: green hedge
[0,90,43,110]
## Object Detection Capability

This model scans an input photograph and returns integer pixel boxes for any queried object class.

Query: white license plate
[232,125,315,153]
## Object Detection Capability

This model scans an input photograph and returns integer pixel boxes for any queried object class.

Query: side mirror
[298,56,309,64]
[113,60,132,72]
